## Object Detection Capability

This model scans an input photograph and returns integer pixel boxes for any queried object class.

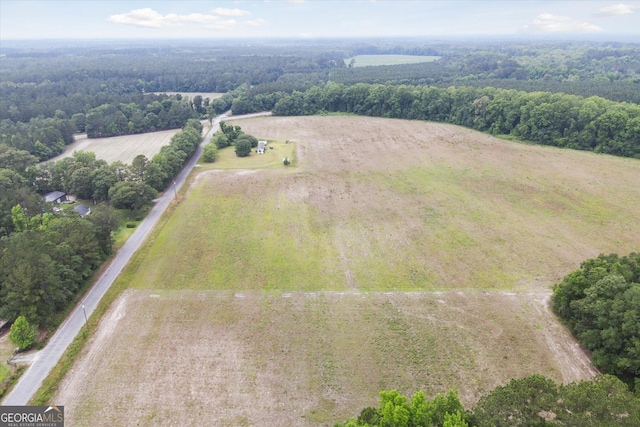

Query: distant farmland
[151,91,224,101]
[344,54,441,67]
[48,129,181,164]
[55,116,640,426]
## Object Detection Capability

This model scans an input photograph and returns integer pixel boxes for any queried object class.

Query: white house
[257,141,267,154]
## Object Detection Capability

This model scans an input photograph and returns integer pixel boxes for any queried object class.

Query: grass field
[152,91,224,101]
[54,116,640,426]
[48,129,181,164]
[344,54,441,67]
[55,289,593,426]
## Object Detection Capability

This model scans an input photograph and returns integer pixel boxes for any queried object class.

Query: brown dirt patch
[55,289,595,426]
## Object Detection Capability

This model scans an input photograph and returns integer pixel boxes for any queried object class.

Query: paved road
[2,111,270,406]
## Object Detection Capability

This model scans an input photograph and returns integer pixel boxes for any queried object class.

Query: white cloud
[523,13,602,33]
[595,3,637,17]
[211,8,251,17]
[108,8,169,28]
[108,8,253,31]
[245,19,267,27]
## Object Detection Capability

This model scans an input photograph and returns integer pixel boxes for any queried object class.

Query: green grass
[0,363,10,385]
[200,140,296,170]
[344,54,441,67]
[121,139,640,292]
[30,254,132,405]
[0,366,25,400]
[127,176,343,291]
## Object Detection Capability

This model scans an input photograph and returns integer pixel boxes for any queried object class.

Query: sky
[1,1,639,40]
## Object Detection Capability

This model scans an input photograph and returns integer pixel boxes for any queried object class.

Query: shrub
[235,139,252,157]
[201,143,219,163]
[9,316,38,351]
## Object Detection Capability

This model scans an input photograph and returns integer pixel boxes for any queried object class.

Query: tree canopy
[336,375,640,427]
[552,253,640,391]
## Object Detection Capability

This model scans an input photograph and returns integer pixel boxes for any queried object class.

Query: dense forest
[552,253,640,392]
[0,119,203,328]
[2,38,639,160]
[234,82,640,158]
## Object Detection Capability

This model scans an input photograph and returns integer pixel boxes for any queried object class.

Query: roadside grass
[111,206,151,250]
[344,54,441,67]
[0,366,25,400]
[29,256,132,405]
[0,355,10,385]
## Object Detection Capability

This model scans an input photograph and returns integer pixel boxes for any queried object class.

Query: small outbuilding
[74,205,91,217]
[43,191,67,204]
[257,140,267,154]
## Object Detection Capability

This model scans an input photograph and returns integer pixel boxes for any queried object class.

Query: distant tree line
[0,94,200,161]
[2,39,640,163]
[336,374,640,427]
[0,119,203,327]
[83,95,197,138]
[234,82,640,159]
[552,253,640,392]
[0,115,75,161]
[334,40,640,104]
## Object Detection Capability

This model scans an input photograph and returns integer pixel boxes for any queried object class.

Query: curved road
[2,111,271,405]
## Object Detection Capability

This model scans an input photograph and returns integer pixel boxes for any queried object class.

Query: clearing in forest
[47,129,181,165]
[344,54,441,67]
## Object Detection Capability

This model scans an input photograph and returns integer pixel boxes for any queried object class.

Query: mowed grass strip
[56,290,582,427]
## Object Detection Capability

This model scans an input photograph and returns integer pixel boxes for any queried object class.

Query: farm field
[151,91,224,101]
[344,54,441,67]
[54,116,640,426]
[56,289,595,426]
[47,128,181,164]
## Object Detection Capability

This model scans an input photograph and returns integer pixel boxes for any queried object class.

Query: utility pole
[81,301,88,330]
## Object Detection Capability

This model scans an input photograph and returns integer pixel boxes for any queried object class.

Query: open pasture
[344,54,441,67]
[128,116,640,291]
[54,116,640,425]
[152,91,224,101]
[48,129,180,164]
